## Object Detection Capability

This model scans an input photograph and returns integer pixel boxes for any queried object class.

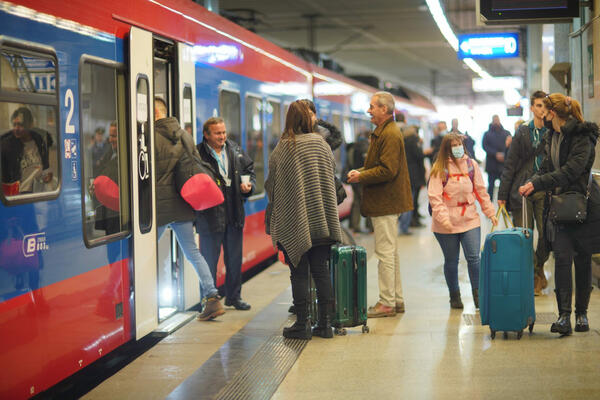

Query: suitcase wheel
[335,327,347,336]
[362,325,370,334]
[503,331,508,340]
[517,330,523,340]
[528,323,534,333]
[490,329,496,339]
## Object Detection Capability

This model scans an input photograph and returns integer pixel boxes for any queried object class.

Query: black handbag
[548,173,593,224]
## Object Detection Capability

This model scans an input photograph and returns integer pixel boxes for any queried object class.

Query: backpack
[428,158,477,216]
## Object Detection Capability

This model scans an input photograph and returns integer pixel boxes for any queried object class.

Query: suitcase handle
[521,196,530,238]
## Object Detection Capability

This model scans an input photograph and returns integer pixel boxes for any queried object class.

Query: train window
[182,85,193,135]
[266,100,281,156]
[219,90,241,145]
[79,58,130,245]
[245,96,264,194]
[0,44,60,204]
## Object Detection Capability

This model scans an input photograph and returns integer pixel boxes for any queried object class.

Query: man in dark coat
[482,115,511,200]
[154,97,224,321]
[196,117,255,311]
[498,90,550,295]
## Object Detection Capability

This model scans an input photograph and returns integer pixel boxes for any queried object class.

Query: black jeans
[553,225,592,312]
[283,244,333,318]
[199,225,244,301]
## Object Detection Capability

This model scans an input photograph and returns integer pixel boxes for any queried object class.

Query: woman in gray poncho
[265,100,342,340]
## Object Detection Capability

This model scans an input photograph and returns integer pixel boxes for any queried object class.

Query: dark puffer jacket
[482,123,511,176]
[195,139,255,233]
[531,117,600,253]
[498,121,546,211]
[154,117,198,226]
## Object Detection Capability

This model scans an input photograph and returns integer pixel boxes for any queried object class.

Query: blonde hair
[543,93,584,122]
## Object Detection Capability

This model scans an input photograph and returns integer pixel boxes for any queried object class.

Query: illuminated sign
[478,0,579,24]
[457,33,519,59]
[472,76,523,92]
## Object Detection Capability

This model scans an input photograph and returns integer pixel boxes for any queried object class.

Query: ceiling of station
[217,0,527,106]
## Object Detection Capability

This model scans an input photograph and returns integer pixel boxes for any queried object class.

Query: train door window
[0,42,60,204]
[182,85,193,135]
[266,100,281,156]
[79,57,129,245]
[219,90,241,145]
[245,95,264,194]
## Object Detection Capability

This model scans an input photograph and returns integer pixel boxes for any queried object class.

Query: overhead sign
[478,0,579,25]
[458,33,519,59]
[472,76,523,92]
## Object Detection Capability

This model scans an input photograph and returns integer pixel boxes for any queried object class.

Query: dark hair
[299,99,316,114]
[395,112,405,123]
[530,90,547,105]
[283,101,312,142]
[11,107,33,128]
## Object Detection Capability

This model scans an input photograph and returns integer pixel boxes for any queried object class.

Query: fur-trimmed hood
[560,117,599,144]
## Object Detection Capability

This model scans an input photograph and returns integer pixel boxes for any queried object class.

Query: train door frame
[128,26,158,339]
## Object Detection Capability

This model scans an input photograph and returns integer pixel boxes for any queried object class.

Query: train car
[0,1,435,398]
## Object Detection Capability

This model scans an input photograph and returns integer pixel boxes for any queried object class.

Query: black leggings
[283,245,333,316]
[553,226,592,311]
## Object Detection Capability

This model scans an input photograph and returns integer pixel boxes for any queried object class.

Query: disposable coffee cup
[241,175,250,184]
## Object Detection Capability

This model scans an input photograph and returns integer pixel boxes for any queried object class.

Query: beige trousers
[371,214,403,307]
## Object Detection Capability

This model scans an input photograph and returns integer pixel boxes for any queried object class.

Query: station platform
[82,219,600,400]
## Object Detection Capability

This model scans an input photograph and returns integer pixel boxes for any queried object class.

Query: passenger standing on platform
[299,99,343,151]
[424,121,446,163]
[482,115,511,201]
[347,91,412,317]
[450,118,477,161]
[153,97,225,321]
[519,93,600,335]
[400,124,426,232]
[349,130,372,233]
[266,100,341,340]
[498,91,550,296]
[195,117,255,311]
[428,133,498,309]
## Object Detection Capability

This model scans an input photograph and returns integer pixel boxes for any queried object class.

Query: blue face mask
[451,145,464,159]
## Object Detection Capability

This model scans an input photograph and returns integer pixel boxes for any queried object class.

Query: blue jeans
[399,211,412,233]
[158,221,218,299]
[434,227,481,293]
[199,225,244,301]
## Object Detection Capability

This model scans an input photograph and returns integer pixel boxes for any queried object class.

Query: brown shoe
[539,272,548,289]
[367,302,396,318]
[395,302,405,313]
[197,297,225,321]
[533,275,542,296]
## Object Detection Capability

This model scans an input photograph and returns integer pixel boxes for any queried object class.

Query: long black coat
[498,121,546,211]
[482,123,511,176]
[530,117,600,253]
[403,133,426,189]
[195,139,255,233]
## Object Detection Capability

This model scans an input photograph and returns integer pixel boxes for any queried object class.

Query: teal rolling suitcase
[330,244,369,334]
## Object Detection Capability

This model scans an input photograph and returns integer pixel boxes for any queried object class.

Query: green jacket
[359,118,413,217]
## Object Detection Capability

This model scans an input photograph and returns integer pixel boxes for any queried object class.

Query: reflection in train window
[0,46,59,203]
[219,90,241,145]
[245,96,264,194]
[80,59,130,245]
[266,100,281,157]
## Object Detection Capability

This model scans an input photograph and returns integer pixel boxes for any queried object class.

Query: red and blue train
[0,1,436,398]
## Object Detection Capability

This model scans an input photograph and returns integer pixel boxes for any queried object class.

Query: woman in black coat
[519,93,600,335]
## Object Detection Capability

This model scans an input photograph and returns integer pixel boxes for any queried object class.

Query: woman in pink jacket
[428,133,498,309]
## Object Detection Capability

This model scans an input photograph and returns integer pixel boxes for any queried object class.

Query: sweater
[428,156,496,234]
[265,133,342,268]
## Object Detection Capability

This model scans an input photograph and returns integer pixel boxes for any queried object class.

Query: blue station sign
[457,33,519,59]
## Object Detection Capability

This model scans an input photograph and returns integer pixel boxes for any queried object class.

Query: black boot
[472,288,479,309]
[551,289,572,335]
[312,303,333,338]
[449,291,463,309]
[575,287,592,332]
[288,305,296,314]
[283,308,312,340]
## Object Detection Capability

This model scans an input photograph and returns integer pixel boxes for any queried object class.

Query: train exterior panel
[0,1,436,398]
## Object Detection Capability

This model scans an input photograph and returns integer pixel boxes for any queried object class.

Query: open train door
[129,27,158,339]
[177,42,202,309]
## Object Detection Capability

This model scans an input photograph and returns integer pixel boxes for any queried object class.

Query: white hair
[373,91,395,115]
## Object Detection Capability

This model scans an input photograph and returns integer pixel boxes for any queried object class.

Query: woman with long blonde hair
[428,133,498,308]
[519,93,600,335]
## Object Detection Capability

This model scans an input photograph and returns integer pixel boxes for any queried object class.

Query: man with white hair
[347,92,413,317]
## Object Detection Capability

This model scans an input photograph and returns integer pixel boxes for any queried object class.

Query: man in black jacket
[196,117,256,311]
[154,98,225,321]
[483,115,511,200]
[498,91,550,295]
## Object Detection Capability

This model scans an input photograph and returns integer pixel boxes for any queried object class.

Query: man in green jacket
[347,91,413,318]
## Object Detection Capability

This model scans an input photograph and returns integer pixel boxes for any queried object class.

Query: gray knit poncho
[265,133,342,268]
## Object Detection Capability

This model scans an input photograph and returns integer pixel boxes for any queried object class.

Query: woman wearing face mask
[428,133,498,308]
[519,93,600,335]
